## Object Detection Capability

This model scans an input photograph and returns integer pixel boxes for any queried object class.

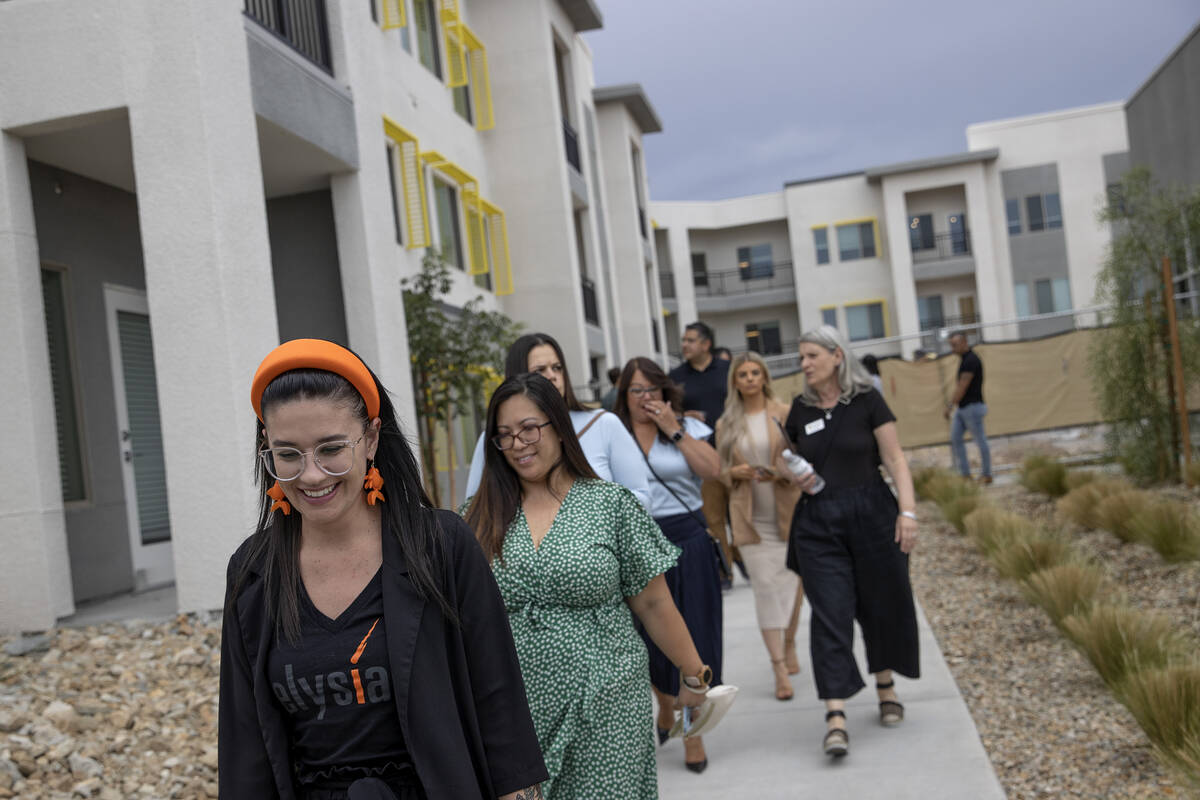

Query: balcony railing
[693,264,795,297]
[912,231,972,263]
[581,276,599,325]
[245,0,332,73]
[563,119,582,172]
[660,271,676,299]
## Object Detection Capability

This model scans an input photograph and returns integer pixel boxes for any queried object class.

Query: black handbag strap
[639,440,710,533]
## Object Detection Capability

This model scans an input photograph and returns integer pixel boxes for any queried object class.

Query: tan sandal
[770,658,794,701]
[877,680,905,726]
[783,638,801,675]
[823,710,849,757]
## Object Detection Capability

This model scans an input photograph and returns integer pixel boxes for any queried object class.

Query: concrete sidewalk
[657,580,1006,799]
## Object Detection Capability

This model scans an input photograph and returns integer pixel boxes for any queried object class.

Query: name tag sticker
[804,418,826,435]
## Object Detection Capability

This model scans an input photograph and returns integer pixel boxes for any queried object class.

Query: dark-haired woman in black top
[782,326,920,760]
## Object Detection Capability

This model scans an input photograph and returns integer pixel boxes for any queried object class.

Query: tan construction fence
[772,328,1194,449]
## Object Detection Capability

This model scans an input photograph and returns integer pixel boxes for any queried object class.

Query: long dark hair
[615,356,684,443]
[465,373,597,561]
[503,332,586,411]
[230,359,456,642]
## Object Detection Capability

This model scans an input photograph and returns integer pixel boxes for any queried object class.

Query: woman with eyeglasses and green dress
[463,372,714,799]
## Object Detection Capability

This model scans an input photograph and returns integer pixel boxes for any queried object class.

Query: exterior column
[881,181,920,358]
[0,133,75,631]
[121,0,280,613]
[666,224,697,330]
[964,168,1017,340]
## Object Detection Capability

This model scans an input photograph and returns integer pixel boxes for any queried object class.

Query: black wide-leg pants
[787,480,920,700]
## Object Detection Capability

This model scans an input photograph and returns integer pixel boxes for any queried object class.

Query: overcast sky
[586,0,1199,201]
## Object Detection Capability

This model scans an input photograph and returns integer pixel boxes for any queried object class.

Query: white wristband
[899,511,918,522]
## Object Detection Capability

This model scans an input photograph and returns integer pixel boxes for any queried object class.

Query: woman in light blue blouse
[615,356,724,774]
[464,333,650,509]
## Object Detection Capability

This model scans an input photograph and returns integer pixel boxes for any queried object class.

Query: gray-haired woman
[781,325,919,759]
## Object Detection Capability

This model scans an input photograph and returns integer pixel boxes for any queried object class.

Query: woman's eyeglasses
[627,385,662,397]
[491,421,553,451]
[259,435,365,481]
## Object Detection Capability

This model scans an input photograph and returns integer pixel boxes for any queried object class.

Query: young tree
[1090,168,1200,482]
[401,252,521,506]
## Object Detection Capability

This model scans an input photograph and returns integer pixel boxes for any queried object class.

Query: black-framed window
[813,226,829,265]
[846,302,885,341]
[41,268,87,502]
[918,295,944,330]
[836,221,876,260]
[908,214,934,251]
[745,320,782,355]
[949,212,968,254]
[413,0,441,78]
[432,178,463,270]
[821,307,837,328]
[1044,192,1062,229]
[385,144,403,245]
[691,252,708,287]
[453,84,473,125]
[1026,195,1045,232]
[737,243,773,280]
[1005,198,1021,235]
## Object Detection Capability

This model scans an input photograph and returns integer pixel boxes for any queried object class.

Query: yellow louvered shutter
[464,194,488,276]
[466,37,493,130]
[443,22,468,88]
[382,117,431,249]
[381,0,406,29]
[482,200,513,295]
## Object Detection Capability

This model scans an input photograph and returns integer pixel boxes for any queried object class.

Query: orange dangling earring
[364,461,386,506]
[266,481,292,516]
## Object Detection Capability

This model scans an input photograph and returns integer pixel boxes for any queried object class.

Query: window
[737,243,773,280]
[1014,282,1031,317]
[432,178,463,270]
[1026,195,1045,232]
[452,84,472,125]
[813,227,829,264]
[386,145,403,245]
[918,295,944,330]
[908,214,934,251]
[1052,277,1071,311]
[836,221,876,260]
[846,302,885,341]
[1005,198,1021,235]
[1044,193,1062,229]
[413,0,441,78]
[41,268,87,502]
[691,253,708,287]
[948,213,968,254]
[1035,279,1054,314]
[745,321,782,355]
[821,307,837,328]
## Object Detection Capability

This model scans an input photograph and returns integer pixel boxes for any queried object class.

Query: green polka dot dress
[490,479,679,799]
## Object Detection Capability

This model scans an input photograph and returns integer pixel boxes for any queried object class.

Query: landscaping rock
[3,634,51,657]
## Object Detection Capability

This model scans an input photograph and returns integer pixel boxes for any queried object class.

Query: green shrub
[1020,454,1069,497]
[1021,564,1105,626]
[991,534,1077,581]
[1118,664,1200,787]
[1062,604,1190,689]
[1096,490,1153,542]
[1130,501,1200,562]
[1065,470,1100,491]
[1055,478,1132,529]
[963,507,1039,557]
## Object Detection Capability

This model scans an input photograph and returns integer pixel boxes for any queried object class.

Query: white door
[104,286,174,589]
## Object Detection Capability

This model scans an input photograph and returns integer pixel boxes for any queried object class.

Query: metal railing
[660,271,676,299]
[581,276,599,325]
[693,264,795,297]
[245,0,333,73]
[563,119,582,172]
[912,231,971,263]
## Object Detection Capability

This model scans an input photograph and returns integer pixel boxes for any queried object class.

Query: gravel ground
[910,479,1197,799]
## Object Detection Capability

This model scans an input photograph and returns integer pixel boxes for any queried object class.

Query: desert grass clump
[962,506,1038,556]
[940,492,985,534]
[1062,604,1191,689]
[1118,664,1200,786]
[1096,489,1153,542]
[1130,500,1200,562]
[1021,563,1105,626]
[991,533,1077,582]
[1020,454,1069,497]
[1065,470,1099,491]
[913,466,955,501]
[1055,478,1132,529]
[925,472,978,507]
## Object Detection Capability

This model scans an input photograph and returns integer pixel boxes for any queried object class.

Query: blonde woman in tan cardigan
[716,352,805,701]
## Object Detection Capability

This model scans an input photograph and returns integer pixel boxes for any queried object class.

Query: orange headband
[251,339,381,422]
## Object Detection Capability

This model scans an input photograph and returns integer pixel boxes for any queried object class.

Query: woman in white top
[715,352,804,701]
[464,333,650,509]
[616,356,723,774]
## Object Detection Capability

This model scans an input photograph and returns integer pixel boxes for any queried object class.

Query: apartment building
[653,102,1129,362]
[0,0,665,632]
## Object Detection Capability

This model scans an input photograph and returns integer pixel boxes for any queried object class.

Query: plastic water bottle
[781,450,826,494]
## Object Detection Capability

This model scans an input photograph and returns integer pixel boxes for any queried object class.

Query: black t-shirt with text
[266,567,413,786]
[784,389,897,491]
[957,350,984,406]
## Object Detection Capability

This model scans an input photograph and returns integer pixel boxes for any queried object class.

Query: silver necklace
[823,406,835,421]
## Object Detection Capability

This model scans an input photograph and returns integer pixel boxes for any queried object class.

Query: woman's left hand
[643,399,682,438]
[677,685,707,710]
[895,514,918,554]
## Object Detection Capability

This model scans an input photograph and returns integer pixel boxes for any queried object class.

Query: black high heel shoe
[657,726,670,746]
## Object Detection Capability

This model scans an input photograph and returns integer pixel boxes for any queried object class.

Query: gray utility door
[104,286,174,589]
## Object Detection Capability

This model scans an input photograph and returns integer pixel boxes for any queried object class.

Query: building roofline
[558,0,603,32]
[593,84,663,133]
[966,101,1125,135]
[782,169,865,188]
[864,149,999,183]
[1128,19,1200,107]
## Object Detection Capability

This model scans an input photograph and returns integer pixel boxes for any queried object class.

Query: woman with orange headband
[220,339,547,800]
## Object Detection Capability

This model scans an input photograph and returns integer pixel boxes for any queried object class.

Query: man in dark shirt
[943,331,992,484]
[669,321,737,586]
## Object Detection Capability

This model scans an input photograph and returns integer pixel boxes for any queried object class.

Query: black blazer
[218,509,548,799]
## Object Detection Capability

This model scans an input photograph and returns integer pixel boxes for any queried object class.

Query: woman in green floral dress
[464,373,715,799]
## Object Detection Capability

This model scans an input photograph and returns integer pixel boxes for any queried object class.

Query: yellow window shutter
[381,0,406,29]
[443,22,468,88]
[464,194,489,276]
[481,199,513,295]
[382,117,431,249]
[462,27,494,131]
